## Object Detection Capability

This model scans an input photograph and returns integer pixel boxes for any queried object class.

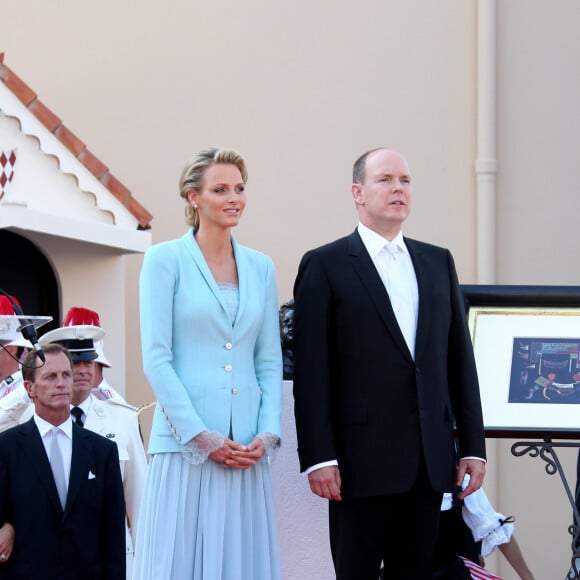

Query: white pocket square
[88,470,96,480]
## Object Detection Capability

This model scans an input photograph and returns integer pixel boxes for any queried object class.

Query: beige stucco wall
[13,232,128,391]
[3,0,579,578]
[491,2,580,578]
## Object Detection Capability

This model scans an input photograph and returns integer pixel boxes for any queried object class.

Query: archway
[0,229,60,334]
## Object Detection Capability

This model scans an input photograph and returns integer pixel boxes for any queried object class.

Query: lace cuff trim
[480,518,515,557]
[256,432,281,464]
[181,431,225,465]
[181,431,281,465]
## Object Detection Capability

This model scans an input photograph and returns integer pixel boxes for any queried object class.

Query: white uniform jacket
[83,394,148,551]
[0,384,30,431]
[0,369,23,400]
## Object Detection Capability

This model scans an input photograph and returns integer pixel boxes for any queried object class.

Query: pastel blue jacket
[139,229,283,454]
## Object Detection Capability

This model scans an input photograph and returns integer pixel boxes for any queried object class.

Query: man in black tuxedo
[0,343,125,579]
[293,148,486,579]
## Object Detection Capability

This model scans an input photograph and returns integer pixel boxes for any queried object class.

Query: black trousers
[329,461,442,580]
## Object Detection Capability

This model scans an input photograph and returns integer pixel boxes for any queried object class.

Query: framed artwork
[461,285,580,438]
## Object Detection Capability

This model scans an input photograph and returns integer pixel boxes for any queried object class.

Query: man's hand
[456,458,485,499]
[0,522,14,563]
[308,466,342,501]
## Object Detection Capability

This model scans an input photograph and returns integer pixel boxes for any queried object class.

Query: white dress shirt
[34,414,73,488]
[357,222,419,358]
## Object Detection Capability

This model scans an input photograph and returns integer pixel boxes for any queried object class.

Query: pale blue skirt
[133,452,282,580]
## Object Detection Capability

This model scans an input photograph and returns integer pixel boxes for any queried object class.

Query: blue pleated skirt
[133,452,282,580]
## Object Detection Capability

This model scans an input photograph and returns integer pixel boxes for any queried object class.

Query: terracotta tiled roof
[0,53,153,230]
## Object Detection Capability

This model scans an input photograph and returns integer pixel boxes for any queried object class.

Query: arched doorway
[0,230,60,334]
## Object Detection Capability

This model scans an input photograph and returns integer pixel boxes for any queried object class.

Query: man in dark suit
[0,343,125,579]
[293,148,486,579]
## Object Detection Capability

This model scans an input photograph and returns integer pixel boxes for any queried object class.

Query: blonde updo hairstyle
[179,146,248,229]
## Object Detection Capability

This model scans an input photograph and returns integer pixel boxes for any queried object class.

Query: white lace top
[441,474,515,557]
[218,282,239,325]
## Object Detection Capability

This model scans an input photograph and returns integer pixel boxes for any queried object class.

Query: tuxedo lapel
[19,419,64,514]
[405,238,434,361]
[64,424,92,516]
[347,231,412,361]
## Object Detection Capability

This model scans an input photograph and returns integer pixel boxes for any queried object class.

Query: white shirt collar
[71,393,93,415]
[357,222,409,259]
[34,414,73,440]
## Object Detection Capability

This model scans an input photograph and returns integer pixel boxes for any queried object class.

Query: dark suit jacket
[293,230,486,499]
[0,418,126,579]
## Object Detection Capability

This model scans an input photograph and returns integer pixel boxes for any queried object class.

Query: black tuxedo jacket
[293,230,486,499]
[0,418,126,579]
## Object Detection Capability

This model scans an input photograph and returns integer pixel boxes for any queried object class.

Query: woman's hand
[210,436,266,470]
[0,522,14,563]
[209,438,248,468]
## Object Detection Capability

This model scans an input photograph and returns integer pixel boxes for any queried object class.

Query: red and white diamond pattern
[0,149,17,200]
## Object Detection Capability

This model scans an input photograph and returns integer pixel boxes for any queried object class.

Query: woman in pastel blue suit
[133,148,283,580]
